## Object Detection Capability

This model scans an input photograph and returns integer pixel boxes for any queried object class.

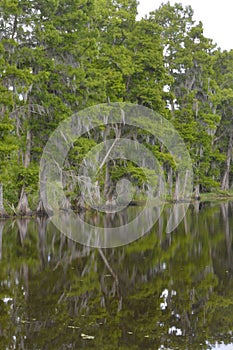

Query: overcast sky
[137,0,233,51]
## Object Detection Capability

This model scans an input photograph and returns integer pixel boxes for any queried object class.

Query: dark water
[0,201,233,350]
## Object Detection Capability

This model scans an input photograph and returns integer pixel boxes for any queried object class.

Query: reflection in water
[0,202,232,349]
[54,202,162,247]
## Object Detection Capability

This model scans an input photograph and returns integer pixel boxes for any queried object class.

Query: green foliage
[0,0,233,209]
[68,137,97,167]
[17,163,39,192]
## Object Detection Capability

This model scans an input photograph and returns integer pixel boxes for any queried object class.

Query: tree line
[0,0,233,216]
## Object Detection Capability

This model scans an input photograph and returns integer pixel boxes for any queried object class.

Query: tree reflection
[0,203,232,349]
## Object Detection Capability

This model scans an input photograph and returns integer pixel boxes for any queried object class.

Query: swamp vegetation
[0,1,233,216]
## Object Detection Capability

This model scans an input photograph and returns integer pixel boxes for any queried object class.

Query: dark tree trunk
[193,184,200,200]
[221,132,233,191]
[37,159,53,216]
[167,167,173,198]
[0,221,5,260]
[17,129,32,216]
[17,187,33,216]
[102,124,120,203]
[173,172,180,202]
[36,194,53,217]
[0,183,8,218]
[104,161,111,201]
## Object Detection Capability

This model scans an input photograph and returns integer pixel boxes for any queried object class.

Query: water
[0,201,232,350]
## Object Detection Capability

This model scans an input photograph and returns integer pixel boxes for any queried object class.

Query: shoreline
[1,191,233,219]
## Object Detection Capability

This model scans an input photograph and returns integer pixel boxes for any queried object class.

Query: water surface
[0,201,232,349]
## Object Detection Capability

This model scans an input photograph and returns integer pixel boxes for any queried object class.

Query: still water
[0,201,232,350]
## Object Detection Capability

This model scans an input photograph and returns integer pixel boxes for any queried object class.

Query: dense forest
[0,0,233,216]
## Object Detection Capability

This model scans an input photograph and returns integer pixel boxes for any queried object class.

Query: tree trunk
[167,167,173,198]
[17,186,32,216]
[104,161,111,201]
[221,132,233,191]
[37,160,53,216]
[37,197,53,216]
[24,129,31,168]
[17,129,32,216]
[0,183,8,217]
[102,124,120,203]
[181,169,190,200]
[0,183,3,212]
[156,175,162,198]
[0,221,5,260]
[173,172,180,202]
[36,196,53,216]
[193,184,200,200]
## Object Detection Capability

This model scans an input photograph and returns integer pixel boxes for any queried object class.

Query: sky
[137,0,233,51]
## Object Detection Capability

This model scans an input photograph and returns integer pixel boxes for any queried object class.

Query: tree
[213,50,233,190]
[0,41,18,215]
[150,3,221,197]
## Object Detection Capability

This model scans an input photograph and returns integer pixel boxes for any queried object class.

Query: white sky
[213,346,233,350]
[137,0,233,51]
